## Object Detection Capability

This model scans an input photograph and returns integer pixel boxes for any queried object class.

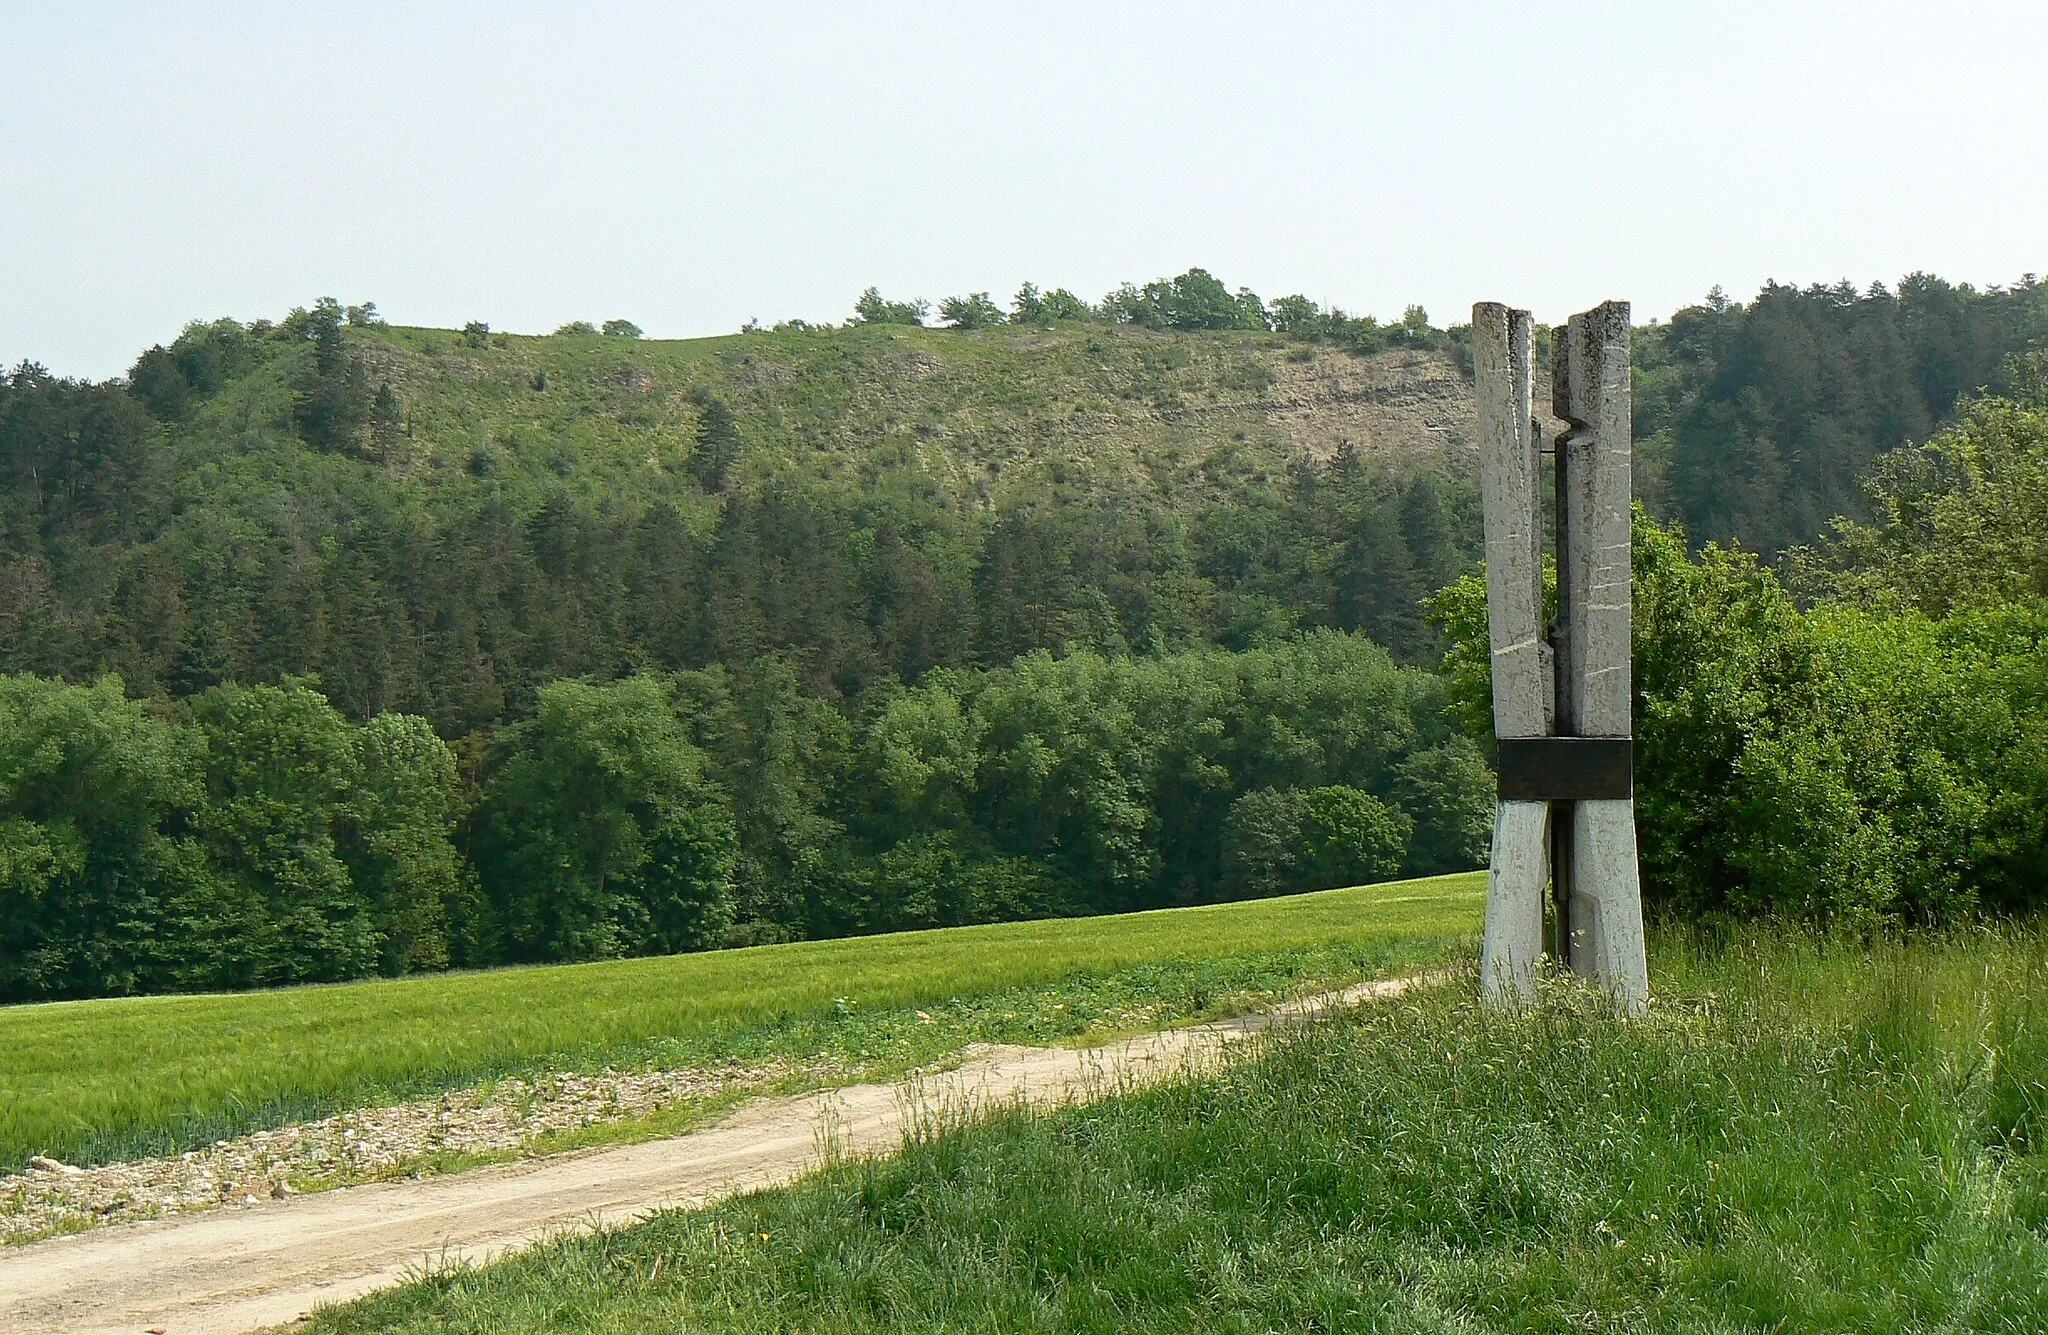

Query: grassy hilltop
[13,269,2032,735]
[345,319,1479,498]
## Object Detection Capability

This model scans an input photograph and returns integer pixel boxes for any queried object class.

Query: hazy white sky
[5,1,2044,379]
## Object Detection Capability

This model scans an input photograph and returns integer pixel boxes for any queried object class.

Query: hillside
[13,271,2043,738]
[3,311,1484,735]
[356,321,1483,492]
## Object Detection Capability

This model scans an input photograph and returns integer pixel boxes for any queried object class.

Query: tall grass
[0,875,1480,1170]
[316,920,2048,1334]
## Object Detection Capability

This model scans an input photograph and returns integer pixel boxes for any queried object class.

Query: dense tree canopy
[472,676,735,963]
[1634,275,2048,556]
[1793,354,2048,612]
[0,632,1488,1000]
[0,676,462,1000]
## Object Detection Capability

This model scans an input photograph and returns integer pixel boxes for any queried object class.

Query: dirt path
[0,976,1420,1335]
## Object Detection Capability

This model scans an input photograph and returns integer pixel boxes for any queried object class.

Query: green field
[312,921,2048,1334]
[0,875,1481,1171]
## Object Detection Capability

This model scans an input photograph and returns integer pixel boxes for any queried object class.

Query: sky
[4,1,2044,379]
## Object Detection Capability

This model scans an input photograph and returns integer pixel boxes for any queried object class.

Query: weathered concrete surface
[1475,299,1647,1011]
[1473,304,1553,1004]
[1553,302,1635,740]
[1570,798,1649,1010]
[1473,304,1553,742]
[1482,799,1549,1004]
[1552,303,1649,1009]
[0,977,1422,1335]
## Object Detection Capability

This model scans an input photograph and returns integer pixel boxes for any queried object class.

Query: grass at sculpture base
[312,920,2048,1334]
[0,873,1482,1171]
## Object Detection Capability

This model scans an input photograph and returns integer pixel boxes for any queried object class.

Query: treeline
[1635,273,2048,557]
[849,266,1457,358]
[0,632,1491,1002]
[0,676,461,998]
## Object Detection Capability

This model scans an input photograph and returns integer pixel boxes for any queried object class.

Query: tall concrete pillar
[1472,303,1549,1006]
[1473,300,1648,1012]
[1552,303,1648,1009]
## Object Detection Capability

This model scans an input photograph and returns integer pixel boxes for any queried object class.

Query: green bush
[1435,511,2048,923]
[0,675,203,999]
[0,675,464,1000]
[852,287,927,326]
[1221,784,1415,898]
[342,713,465,973]
[1222,788,1306,898]
[192,681,379,984]
[937,292,1005,330]
[1099,267,1267,332]
[1299,785,1411,888]
[474,676,736,962]
[1010,282,1091,323]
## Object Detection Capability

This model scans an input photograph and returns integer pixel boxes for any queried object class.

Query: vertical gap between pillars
[1548,378,1573,968]
[1551,802,1573,964]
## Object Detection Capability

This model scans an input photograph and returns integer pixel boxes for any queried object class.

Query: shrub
[1222,788,1305,898]
[1300,785,1412,887]
[853,288,928,326]
[1222,785,1414,898]
[1433,511,2048,923]
[1011,283,1091,324]
[1389,741,1493,876]
[1100,268,1268,332]
[0,675,203,1000]
[938,293,1005,330]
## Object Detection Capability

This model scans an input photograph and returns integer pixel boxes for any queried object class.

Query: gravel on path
[2,1058,793,1243]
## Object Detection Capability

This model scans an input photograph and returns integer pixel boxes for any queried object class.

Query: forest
[3,269,2045,1000]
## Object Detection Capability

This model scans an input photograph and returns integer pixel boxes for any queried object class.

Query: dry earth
[0,976,1422,1335]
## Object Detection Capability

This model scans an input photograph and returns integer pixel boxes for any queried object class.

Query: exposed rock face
[1262,347,1477,467]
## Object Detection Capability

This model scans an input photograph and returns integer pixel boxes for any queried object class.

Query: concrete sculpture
[1471,301,1648,1011]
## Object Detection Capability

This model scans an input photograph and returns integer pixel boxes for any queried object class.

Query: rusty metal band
[1495,737,1634,801]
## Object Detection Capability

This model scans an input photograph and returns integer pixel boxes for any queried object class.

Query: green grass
[0,874,1480,1171]
[312,920,2048,1334]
